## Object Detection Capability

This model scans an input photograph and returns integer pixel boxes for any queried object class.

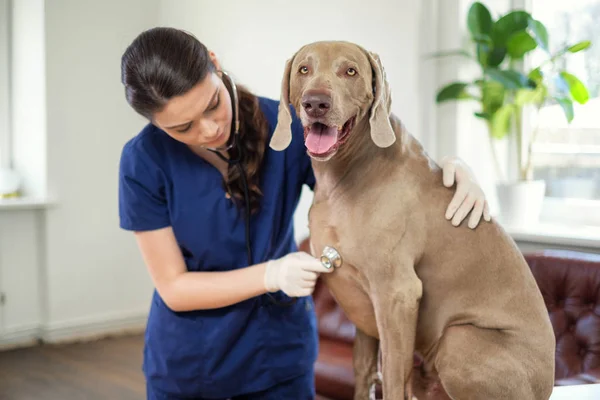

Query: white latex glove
[441,156,491,229]
[264,251,333,297]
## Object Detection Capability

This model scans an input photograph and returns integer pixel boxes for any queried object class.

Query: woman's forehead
[154,73,220,125]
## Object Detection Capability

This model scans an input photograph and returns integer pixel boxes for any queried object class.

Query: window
[0,0,10,169]
[528,0,600,206]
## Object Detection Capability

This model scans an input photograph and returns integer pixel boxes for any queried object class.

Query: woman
[119,27,490,400]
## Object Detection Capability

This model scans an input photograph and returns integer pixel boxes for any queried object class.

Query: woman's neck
[189,145,230,178]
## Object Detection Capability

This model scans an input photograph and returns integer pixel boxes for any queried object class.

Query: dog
[269,41,556,400]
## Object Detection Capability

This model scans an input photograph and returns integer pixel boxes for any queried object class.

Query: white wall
[0,0,435,346]
[0,0,160,346]
[158,0,434,243]
[2,0,594,349]
[41,0,161,338]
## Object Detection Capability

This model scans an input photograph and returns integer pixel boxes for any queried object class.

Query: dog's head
[269,41,395,161]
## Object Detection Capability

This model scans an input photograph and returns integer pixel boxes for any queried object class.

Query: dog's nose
[301,92,332,118]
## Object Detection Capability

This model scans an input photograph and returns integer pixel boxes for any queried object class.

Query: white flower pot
[0,168,22,198]
[495,180,546,228]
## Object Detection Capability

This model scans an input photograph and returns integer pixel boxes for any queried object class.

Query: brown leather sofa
[299,238,600,399]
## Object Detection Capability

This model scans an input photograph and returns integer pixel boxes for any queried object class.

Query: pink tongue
[305,124,338,154]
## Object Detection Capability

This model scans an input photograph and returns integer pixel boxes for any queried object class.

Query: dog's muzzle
[320,246,342,269]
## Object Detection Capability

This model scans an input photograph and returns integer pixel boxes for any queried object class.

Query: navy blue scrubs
[118,97,318,399]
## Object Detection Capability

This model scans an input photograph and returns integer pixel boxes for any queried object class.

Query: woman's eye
[299,66,309,74]
[346,68,357,76]
[207,96,220,112]
[176,124,192,133]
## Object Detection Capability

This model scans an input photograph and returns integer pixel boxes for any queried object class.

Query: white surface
[0,196,54,210]
[550,384,600,400]
[506,222,600,250]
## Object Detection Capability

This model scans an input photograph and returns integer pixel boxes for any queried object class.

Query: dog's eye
[346,68,357,76]
[299,66,309,74]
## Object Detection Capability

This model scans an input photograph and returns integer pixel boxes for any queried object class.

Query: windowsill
[504,222,600,250]
[0,196,56,210]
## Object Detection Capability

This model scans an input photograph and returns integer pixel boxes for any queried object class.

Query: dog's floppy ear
[269,55,296,151]
[366,51,395,148]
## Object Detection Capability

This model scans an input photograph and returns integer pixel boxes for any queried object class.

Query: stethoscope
[204,70,297,307]
[203,70,253,268]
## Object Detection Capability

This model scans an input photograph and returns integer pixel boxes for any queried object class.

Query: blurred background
[0,1,598,399]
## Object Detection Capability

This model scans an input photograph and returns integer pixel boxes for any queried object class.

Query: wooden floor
[0,334,146,400]
[0,334,333,400]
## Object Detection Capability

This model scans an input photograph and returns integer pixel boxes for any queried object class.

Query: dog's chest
[307,197,355,262]
[307,196,379,337]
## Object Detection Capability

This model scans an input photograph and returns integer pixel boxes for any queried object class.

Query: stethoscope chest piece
[320,246,342,269]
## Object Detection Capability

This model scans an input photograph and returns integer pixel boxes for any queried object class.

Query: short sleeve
[290,106,316,191]
[118,141,171,231]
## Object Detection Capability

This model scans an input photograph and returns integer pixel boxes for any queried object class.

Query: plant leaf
[475,112,491,120]
[491,11,531,47]
[559,71,590,104]
[568,41,592,53]
[507,31,538,59]
[468,2,493,37]
[515,87,546,106]
[554,97,574,122]
[486,68,534,89]
[488,47,507,67]
[491,104,515,139]
[476,43,490,67]
[473,34,494,46]
[436,82,472,103]
[482,80,505,116]
[528,67,543,83]
[528,18,549,52]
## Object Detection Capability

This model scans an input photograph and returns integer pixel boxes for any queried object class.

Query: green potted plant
[435,1,592,227]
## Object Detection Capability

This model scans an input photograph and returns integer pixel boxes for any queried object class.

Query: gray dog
[270,41,556,400]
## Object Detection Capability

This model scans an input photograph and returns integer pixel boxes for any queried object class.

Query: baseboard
[0,310,148,349]
[0,324,40,351]
[41,310,148,344]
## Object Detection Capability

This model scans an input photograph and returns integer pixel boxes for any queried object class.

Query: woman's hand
[441,156,491,229]
[264,251,333,297]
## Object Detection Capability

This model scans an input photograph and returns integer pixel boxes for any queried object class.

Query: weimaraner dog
[269,41,556,400]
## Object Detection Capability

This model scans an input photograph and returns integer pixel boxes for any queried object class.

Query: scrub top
[118,96,318,399]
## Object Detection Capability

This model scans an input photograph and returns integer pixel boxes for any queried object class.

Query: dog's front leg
[372,267,422,400]
[353,328,381,400]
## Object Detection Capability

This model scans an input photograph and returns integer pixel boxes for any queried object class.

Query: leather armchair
[300,238,600,398]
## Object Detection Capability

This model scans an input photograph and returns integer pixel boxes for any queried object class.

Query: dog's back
[391,116,556,397]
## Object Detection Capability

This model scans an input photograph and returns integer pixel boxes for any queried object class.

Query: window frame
[0,0,11,169]
[521,0,600,228]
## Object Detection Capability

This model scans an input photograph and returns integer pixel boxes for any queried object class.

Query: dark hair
[120,27,267,214]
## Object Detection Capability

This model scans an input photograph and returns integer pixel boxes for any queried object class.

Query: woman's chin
[204,131,230,149]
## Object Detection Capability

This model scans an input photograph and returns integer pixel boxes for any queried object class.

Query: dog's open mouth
[303,116,356,158]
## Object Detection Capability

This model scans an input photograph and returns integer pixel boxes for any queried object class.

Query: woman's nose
[199,119,219,140]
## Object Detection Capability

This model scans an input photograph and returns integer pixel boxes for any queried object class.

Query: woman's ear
[208,51,222,71]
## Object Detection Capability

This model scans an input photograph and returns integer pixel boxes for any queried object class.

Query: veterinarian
[118,27,491,400]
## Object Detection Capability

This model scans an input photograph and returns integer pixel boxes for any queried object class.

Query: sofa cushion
[313,280,356,345]
[525,250,600,382]
[315,337,356,400]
